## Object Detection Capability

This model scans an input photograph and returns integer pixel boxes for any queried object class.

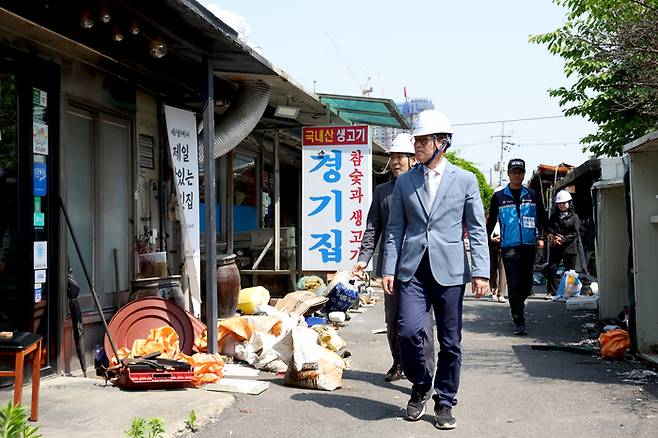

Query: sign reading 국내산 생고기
[301,125,372,271]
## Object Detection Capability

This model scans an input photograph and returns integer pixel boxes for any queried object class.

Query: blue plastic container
[305,316,327,327]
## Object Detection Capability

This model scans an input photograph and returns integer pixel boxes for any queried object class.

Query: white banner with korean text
[302,125,372,271]
[164,105,201,316]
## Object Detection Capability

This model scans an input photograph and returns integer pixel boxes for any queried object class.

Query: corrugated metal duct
[199,80,271,161]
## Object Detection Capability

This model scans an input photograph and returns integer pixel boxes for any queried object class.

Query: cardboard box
[274,291,328,316]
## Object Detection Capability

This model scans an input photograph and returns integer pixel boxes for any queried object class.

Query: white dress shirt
[424,158,447,207]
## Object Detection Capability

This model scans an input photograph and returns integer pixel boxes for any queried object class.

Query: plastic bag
[532,271,546,286]
[324,271,355,297]
[243,315,283,337]
[283,326,345,391]
[297,276,326,296]
[178,352,225,388]
[324,282,359,313]
[195,316,256,353]
[313,326,347,352]
[554,269,582,301]
[599,329,631,359]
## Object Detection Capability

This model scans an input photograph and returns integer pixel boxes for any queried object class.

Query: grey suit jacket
[382,161,490,286]
[357,179,395,276]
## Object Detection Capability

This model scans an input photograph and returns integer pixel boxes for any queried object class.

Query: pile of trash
[549,270,600,311]
[110,326,225,387]
[192,270,376,391]
[194,306,348,391]
[532,316,634,360]
[617,369,658,385]
[99,270,375,392]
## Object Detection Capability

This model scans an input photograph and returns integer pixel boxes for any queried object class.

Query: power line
[453,115,565,127]
[519,142,581,146]
[454,141,494,147]
[455,137,496,147]
[455,140,581,148]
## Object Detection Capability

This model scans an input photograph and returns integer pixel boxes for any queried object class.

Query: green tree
[445,151,493,210]
[530,0,658,156]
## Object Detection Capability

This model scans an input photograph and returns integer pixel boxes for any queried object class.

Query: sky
[200,0,595,186]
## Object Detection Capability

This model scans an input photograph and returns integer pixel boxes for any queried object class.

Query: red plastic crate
[115,368,194,389]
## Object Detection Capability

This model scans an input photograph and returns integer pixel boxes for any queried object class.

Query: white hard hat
[412,110,454,137]
[556,190,573,203]
[388,133,415,154]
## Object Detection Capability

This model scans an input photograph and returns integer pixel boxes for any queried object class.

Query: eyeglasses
[414,136,437,147]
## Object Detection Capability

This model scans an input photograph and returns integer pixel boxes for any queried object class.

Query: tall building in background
[373,97,435,150]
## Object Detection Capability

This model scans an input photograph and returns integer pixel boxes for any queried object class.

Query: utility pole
[491,123,515,186]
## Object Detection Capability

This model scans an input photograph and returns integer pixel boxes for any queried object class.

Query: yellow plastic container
[237,286,271,315]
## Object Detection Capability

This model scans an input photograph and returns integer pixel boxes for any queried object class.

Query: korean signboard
[302,125,372,271]
[164,105,201,316]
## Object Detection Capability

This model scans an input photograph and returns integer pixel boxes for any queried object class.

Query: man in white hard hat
[352,133,435,383]
[382,110,490,430]
[486,158,545,335]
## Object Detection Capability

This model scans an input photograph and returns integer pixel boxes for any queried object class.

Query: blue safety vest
[495,185,539,248]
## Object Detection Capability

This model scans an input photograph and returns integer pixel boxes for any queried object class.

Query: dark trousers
[385,287,435,373]
[545,250,578,295]
[489,243,499,289]
[501,245,535,326]
[397,254,465,407]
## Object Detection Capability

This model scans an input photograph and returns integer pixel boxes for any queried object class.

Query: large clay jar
[217,254,241,319]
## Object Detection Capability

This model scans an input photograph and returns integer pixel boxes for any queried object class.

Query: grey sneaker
[435,404,457,429]
[405,386,431,421]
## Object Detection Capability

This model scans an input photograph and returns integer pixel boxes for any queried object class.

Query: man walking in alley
[352,133,435,383]
[382,110,490,430]
[486,158,545,336]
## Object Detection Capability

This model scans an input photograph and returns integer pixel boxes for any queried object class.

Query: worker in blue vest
[486,158,545,335]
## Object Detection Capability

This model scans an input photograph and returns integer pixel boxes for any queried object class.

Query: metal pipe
[59,197,120,362]
[202,55,218,354]
[274,131,281,271]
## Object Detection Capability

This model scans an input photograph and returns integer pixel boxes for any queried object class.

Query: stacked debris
[190,272,379,391]
[109,326,225,388]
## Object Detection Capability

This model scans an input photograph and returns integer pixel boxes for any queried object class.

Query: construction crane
[324,33,373,96]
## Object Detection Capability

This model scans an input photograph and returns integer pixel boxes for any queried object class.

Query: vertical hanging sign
[164,105,201,316]
[301,125,372,271]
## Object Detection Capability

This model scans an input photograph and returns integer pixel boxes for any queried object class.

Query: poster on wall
[33,155,47,196]
[34,283,42,304]
[33,122,48,155]
[33,89,47,108]
[301,125,372,271]
[34,241,47,269]
[35,269,47,284]
[34,212,45,228]
[164,105,201,317]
